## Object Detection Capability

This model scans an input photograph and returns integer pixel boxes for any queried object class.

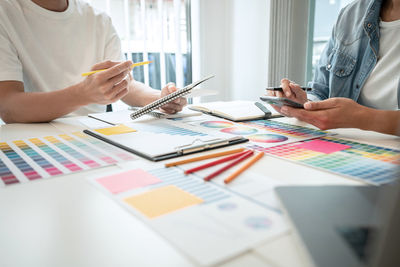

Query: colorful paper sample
[293,139,351,154]
[94,124,136,135]
[97,169,162,194]
[124,185,204,218]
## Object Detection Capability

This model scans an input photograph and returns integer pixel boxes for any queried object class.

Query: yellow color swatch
[124,185,203,219]
[94,124,136,136]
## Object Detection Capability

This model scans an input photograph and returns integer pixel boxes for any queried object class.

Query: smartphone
[259,96,304,109]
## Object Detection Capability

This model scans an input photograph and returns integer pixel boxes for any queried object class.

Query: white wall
[192,0,270,103]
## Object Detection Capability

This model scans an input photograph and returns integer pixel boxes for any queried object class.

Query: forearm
[0,84,86,123]
[358,108,400,136]
[122,81,160,107]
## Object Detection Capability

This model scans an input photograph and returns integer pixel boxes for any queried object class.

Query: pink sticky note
[294,139,351,154]
[96,169,162,194]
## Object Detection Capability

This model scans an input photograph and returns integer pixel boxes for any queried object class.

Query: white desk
[0,116,398,267]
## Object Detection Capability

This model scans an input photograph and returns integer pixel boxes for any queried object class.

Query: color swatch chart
[90,164,287,266]
[0,133,136,187]
[240,119,328,138]
[249,137,400,185]
[132,122,207,136]
[188,117,329,148]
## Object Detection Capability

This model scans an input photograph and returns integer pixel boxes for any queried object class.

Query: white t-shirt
[359,19,400,110]
[0,0,123,116]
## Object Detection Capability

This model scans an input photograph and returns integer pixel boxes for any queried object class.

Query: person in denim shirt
[269,0,400,136]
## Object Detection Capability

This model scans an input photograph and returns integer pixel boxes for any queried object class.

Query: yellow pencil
[224,151,264,184]
[164,148,245,167]
[81,60,153,77]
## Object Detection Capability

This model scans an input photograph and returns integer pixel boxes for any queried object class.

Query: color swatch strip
[59,134,117,164]
[249,137,400,185]
[133,123,207,136]
[148,168,230,203]
[72,132,136,161]
[29,138,82,172]
[44,136,101,168]
[13,140,63,176]
[0,157,18,185]
[0,142,41,181]
[241,120,327,138]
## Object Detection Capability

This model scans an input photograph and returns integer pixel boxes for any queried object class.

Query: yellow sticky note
[124,185,203,219]
[94,124,136,136]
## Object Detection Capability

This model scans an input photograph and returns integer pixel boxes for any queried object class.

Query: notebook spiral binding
[130,88,192,120]
[129,75,215,120]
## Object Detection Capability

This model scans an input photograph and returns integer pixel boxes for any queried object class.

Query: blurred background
[84,0,354,109]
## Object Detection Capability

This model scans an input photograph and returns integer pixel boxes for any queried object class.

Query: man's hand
[159,83,187,114]
[267,78,308,114]
[79,60,133,105]
[279,97,367,130]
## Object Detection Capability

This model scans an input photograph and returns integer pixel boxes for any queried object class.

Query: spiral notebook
[130,75,215,120]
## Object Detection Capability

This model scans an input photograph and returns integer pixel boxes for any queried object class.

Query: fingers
[280,78,292,97]
[107,69,130,87]
[90,60,120,71]
[290,82,307,100]
[304,98,338,110]
[280,106,332,130]
[110,88,129,103]
[105,79,129,102]
[269,104,282,114]
[266,90,276,96]
[97,61,132,81]
[163,83,182,104]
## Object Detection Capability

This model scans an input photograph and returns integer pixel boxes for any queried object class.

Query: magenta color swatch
[294,139,351,154]
[96,169,162,194]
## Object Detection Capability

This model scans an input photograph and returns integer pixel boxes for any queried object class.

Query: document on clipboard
[83,119,248,161]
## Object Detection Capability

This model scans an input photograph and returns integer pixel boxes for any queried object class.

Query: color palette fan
[0,133,136,187]
[249,137,400,185]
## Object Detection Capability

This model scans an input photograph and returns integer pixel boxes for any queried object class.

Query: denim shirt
[308,0,400,108]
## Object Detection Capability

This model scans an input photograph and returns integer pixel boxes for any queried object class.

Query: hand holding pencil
[79,60,133,105]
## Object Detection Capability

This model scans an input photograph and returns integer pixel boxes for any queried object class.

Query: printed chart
[241,119,327,138]
[0,133,136,187]
[191,117,328,148]
[90,163,287,266]
[133,122,208,136]
[249,137,400,185]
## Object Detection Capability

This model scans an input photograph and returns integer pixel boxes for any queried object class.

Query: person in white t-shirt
[267,0,400,136]
[0,0,187,123]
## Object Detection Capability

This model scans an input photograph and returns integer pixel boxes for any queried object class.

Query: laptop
[275,183,400,267]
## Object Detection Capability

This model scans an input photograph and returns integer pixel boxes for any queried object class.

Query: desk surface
[0,116,398,267]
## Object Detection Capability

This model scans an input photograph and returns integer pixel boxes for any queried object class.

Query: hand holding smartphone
[259,96,304,109]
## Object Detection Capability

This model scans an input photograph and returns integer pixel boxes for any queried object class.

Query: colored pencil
[81,60,153,77]
[224,152,264,184]
[164,148,245,167]
[204,150,254,181]
[184,150,250,175]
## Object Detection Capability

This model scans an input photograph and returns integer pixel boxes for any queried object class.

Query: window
[306,0,354,82]
[86,0,192,109]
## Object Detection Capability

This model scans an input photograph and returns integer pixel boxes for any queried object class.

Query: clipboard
[83,119,248,161]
